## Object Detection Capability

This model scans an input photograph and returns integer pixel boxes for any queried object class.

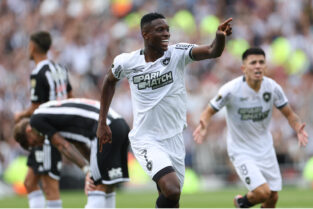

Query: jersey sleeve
[30,113,58,140]
[111,54,126,79]
[174,43,197,66]
[30,72,49,103]
[209,83,231,111]
[273,81,288,109]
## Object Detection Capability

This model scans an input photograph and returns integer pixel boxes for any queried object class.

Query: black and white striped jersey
[30,59,72,103]
[30,98,122,145]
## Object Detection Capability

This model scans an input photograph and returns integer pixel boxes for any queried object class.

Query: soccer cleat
[233,194,243,208]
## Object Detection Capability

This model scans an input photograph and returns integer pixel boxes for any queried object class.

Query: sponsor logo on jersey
[133,71,173,90]
[142,149,153,171]
[263,92,271,102]
[240,97,248,101]
[216,95,222,102]
[175,44,193,50]
[238,107,270,121]
[113,64,122,78]
[108,167,123,179]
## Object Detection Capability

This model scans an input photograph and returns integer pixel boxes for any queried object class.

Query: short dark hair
[14,118,30,150]
[242,47,266,60]
[140,12,165,30]
[30,31,52,53]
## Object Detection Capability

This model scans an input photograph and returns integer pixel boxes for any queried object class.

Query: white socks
[105,192,116,208]
[85,191,106,208]
[46,199,62,208]
[28,190,45,208]
[85,191,116,208]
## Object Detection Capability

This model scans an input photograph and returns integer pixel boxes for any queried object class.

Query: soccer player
[14,98,130,208]
[14,31,72,208]
[193,47,308,208]
[97,12,232,208]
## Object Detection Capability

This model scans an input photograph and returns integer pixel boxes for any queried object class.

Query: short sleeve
[30,73,49,103]
[273,82,288,109]
[111,54,126,79]
[174,43,197,66]
[30,113,58,140]
[210,84,231,111]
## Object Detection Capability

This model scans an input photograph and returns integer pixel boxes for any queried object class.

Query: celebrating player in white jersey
[193,47,308,208]
[97,12,232,208]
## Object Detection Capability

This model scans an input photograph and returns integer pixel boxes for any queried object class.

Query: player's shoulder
[114,49,142,64]
[222,76,244,91]
[31,60,52,75]
[262,76,281,89]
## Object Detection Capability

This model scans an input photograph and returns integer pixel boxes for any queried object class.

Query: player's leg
[86,119,130,208]
[131,133,185,208]
[24,167,45,208]
[232,157,268,208]
[261,191,278,208]
[40,174,62,208]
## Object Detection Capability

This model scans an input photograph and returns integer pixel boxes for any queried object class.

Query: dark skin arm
[192,18,232,61]
[51,133,89,168]
[97,70,119,151]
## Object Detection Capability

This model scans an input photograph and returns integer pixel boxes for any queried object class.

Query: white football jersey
[210,76,288,159]
[111,43,195,141]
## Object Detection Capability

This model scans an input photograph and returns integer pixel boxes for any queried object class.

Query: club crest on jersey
[245,177,251,185]
[133,71,173,90]
[263,92,271,102]
[162,57,170,66]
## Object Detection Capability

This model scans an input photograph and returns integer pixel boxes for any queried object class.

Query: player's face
[242,55,266,82]
[28,41,35,60]
[143,18,170,52]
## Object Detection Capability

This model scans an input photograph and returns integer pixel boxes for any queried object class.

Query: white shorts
[130,133,186,187]
[230,154,282,191]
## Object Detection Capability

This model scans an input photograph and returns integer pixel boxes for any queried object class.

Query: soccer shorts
[130,132,186,188]
[90,118,130,185]
[230,153,282,191]
[27,139,62,180]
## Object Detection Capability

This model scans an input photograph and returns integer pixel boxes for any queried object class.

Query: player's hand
[97,123,112,152]
[297,123,308,147]
[217,18,232,36]
[193,120,208,144]
[84,172,96,195]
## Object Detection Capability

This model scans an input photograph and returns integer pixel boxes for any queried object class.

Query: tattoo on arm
[56,141,88,168]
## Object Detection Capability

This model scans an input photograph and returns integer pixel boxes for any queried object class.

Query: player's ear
[25,124,32,133]
[240,64,245,73]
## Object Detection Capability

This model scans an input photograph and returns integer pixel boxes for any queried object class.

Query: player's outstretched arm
[191,18,232,61]
[279,104,309,147]
[193,105,217,144]
[97,70,119,152]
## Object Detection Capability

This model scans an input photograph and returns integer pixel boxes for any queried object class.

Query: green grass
[0,187,312,208]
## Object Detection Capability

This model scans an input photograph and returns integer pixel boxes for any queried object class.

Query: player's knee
[162,182,181,202]
[256,188,271,202]
[24,178,36,192]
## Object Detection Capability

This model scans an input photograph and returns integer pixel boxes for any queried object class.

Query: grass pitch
[0,187,312,208]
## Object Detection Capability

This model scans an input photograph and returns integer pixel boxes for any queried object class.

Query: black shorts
[90,119,130,185]
[27,140,62,180]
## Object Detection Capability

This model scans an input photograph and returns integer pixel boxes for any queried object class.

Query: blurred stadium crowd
[1,0,313,189]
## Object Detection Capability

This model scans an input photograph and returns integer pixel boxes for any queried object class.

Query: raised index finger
[221,18,233,26]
